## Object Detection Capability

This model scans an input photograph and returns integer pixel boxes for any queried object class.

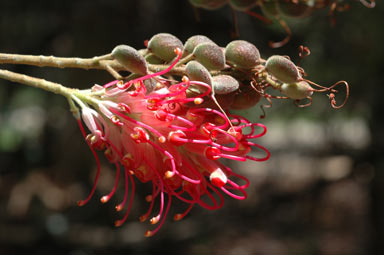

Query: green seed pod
[128,74,157,94]
[112,45,148,75]
[189,0,229,10]
[193,42,226,70]
[260,0,279,20]
[186,60,213,86]
[138,49,148,56]
[145,53,164,64]
[265,55,301,84]
[277,0,313,18]
[280,81,313,100]
[230,86,261,110]
[147,33,184,62]
[183,35,214,56]
[212,75,240,95]
[229,0,258,11]
[225,40,260,69]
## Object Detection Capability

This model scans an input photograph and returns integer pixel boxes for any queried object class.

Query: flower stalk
[0,33,350,237]
[0,68,74,98]
[0,52,188,77]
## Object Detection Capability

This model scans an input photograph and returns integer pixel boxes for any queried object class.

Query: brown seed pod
[280,81,313,100]
[265,55,301,84]
[212,75,240,95]
[186,60,213,86]
[147,33,184,62]
[189,0,229,10]
[230,86,261,110]
[183,35,214,56]
[225,40,260,69]
[112,45,148,75]
[229,0,258,11]
[193,42,226,70]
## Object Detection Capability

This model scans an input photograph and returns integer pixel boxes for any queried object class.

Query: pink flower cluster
[75,48,270,237]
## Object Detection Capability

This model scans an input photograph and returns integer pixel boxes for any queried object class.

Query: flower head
[73,48,270,237]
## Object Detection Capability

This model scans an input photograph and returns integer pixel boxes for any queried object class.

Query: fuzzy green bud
[112,45,148,75]
[189,0,229,10]
[145,53,164,64]
[147,33,184,62]
[186,60,213,86]
[212,75,240,95]
[277,0,313,18]
[128,74,157,94]
[229,0,258,11]
[193,42,226,70]
[280,81,313,100]
[260,0,279,20]
[183,35,214,56]
[265,55,301,84]
[225,40,260,69]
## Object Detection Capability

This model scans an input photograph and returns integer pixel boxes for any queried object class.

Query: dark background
[0,0,383,254]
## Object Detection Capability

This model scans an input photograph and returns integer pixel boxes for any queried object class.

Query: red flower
[74,48,270,237]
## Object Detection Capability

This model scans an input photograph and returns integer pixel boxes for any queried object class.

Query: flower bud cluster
[71,33,349,236]
[73,45,271,237]
[112,33,348,115]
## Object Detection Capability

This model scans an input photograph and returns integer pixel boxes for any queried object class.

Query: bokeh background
[0,0,383,254]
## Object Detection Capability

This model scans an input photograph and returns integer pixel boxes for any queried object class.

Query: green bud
[277,0,313,18]
[128,74,157,94]
[147,33,184,62]
[265,55,301,84]
[193,43,226,70]
[229,0,258,11]
[225,40,260,69]
[145,53,164,64]
[280,81,313,100]
[183,35,214,56]
[230,86,261,110]
[138,49,148,56]
[186,60,213,86]
[212,75,240,95]
[260,0,279,20]
[112,45,148,75]
[189,0,229,10]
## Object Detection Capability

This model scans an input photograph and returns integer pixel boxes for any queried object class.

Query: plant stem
[0,52,255,93]
[148,64,186,75]
[0,68,75,97]
[0,53,115,70]
[0,52,188,75]
[0,52,239,78]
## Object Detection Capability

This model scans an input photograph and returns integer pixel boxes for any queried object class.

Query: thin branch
[0,53,114,70]
[0,68,74,97]
[0,52,253,82]
[0,52,188,77]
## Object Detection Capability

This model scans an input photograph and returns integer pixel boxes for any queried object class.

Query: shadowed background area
[0,0,383,254]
